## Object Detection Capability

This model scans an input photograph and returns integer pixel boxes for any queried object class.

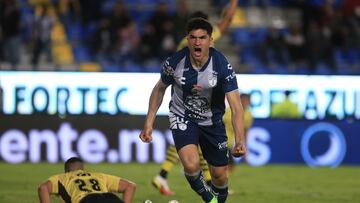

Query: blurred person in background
[38,157,136,203]
[223,93,253,193]
[305,21,334,72]
[284,24,306,68]
[55,0,81,25]
[262,26,289,67]
[108,1,140,68]
[31,3,55,69]
[140,17,246,203]
[151,0,239,196]
[271,90,302,119]
[174,0,191,43]
[0,0,21,69]
[78,0,102,25]
[140,2,177,62]
[177,0,239,50]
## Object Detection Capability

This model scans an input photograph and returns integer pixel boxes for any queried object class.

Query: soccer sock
[211,183,228,203]
[185,170,213,202]
[159,145,179,178]
[159,169,168,179]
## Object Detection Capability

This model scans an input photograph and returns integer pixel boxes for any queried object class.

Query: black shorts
[169,113,229,167]
[80,193,123,203]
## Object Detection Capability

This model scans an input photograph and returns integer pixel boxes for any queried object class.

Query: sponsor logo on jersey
[191,84,202,95]
[185,96,210,113]
[169,113,188,130]
[218,141,228,150]
[225,72,236,82]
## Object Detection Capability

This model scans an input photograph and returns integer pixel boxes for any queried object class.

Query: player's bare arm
[139,79,169,143]
[118,178,136,203]
[226,90,247,157]
[38,180,52,203]
[217,0,238,34]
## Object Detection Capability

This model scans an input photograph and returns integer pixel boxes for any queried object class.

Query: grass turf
[0,162,359,203]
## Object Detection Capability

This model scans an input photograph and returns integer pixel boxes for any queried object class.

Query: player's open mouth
[194,48,202,57]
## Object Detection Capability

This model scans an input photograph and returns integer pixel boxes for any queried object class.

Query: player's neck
[190,54,209,69]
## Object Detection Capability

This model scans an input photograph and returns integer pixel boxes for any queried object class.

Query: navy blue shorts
[169,113,229,167]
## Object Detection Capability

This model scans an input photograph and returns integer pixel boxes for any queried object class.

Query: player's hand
[231,142,246,157]
[139,128,153,143]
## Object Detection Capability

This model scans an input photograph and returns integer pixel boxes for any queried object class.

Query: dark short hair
[189,11,209,20]
[186,17,213,36]
[64,157,83,172]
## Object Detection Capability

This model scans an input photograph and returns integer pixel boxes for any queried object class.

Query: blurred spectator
[271,90,302,118]
[305,21,334,71]
[284,24,306,66]
[140,22,158,64]
[108,0,133,42]
[7,0,359,74]
[111,20,140,68]
[174,0,190,42]
[342,0,360,48]
[78,0,102,25]
[55,0,81,25]
[0,0,21,69]
[177,0,239,50]
[31,3,55,68]
[263,26,288,66]
[107,1,140,68]
[91,18,112,64]
[141,2,176,62]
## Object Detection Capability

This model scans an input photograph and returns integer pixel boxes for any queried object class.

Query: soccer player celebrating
[152,0,239,196]
[38,157,136,203]
[140,18,246,203]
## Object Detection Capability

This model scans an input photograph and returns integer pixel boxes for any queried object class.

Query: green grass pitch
[0,162,359,203]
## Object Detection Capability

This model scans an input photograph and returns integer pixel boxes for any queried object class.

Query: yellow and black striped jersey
[48,169,120,203]
[223,107,253,149]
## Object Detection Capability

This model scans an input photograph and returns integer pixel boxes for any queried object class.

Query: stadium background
[0,0,360,202]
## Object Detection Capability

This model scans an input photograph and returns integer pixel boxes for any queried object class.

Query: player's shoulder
[163,47,188,69]
[170,47,188,62]
[210,47,229,64]
[211,47,226,58]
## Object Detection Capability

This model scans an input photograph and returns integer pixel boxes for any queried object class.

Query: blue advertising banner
[0,115,358,167]
[246,119,359,167]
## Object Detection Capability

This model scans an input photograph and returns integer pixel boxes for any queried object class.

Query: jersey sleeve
[48,174,61,194]
[161,47,186,86]
[160,57,175,85]
[220,57,238,93]
[101,173,121,193]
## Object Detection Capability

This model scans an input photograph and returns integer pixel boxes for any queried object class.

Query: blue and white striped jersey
[161,47,238,126]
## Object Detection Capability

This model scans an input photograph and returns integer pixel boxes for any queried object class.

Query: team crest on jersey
[208,71,218,87]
